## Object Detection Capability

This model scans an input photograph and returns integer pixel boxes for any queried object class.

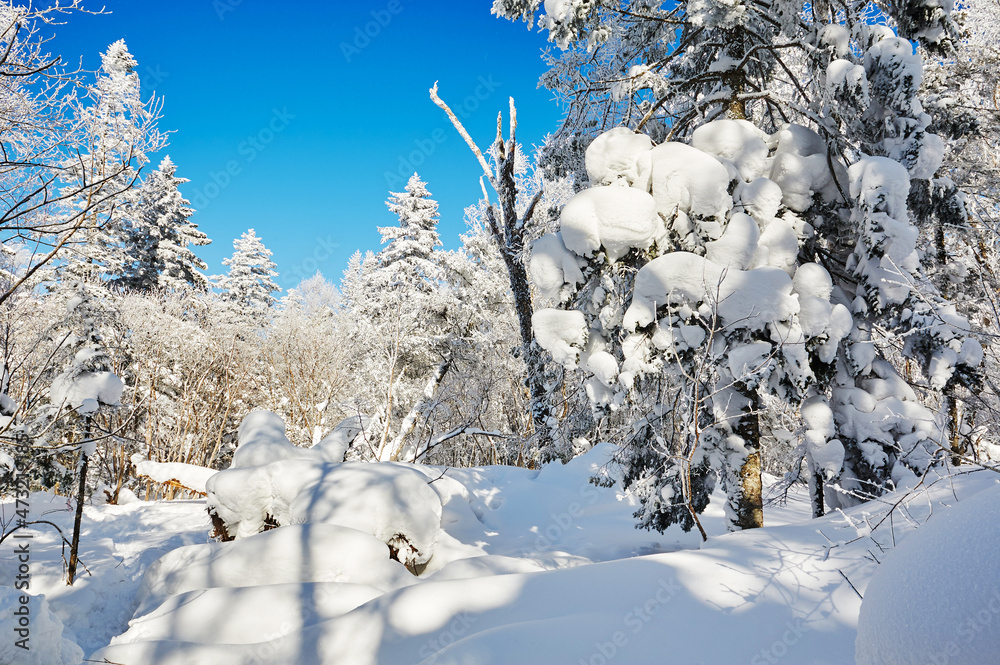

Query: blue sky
[50,1,561,291]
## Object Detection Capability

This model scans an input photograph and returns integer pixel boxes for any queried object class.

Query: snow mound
[0,588,83,665]
[856,483,1000,665]
[134,522,414,617]
[289,462,444,568]
[585,126,653,186]
[207,458,444,567]
[114,581,383,646]
[230,410,315,468]
[558,185,663,262]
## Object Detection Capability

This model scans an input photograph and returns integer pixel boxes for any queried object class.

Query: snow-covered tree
[341,174,460,462]
[215,229,280,318]
[430,88,577,459]
[510,0,983,531]
[59,39,164,286]
[117,156,210,292]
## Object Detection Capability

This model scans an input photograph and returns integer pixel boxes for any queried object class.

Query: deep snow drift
[2,410,998,665]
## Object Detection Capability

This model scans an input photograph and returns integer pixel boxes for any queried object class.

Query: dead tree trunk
[430,84,556,453]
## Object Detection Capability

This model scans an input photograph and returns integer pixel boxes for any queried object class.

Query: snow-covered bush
[206,411,444,570]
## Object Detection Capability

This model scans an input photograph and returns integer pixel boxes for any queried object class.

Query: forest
[0,0,999,664]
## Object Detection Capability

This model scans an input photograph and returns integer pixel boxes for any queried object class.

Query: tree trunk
[381,355,453,462]
[499,248,554,449]
[67,418,91,585]
[808,469,825,519]
[731,382,764,530]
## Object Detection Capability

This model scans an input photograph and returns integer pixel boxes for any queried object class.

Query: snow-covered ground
[3,434,999,665]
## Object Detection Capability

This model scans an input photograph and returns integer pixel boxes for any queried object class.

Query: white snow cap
[529,232,585,303]
[50,370,123,415]
[559,186,663,262]
[690,118,769,182]
[533,308,588,368]
[623,252,798,333]
[705,212,759,270]
[585,127,654,186]
[637,141,733,221]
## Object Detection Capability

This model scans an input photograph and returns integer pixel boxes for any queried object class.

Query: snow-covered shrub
[206,411,444,570]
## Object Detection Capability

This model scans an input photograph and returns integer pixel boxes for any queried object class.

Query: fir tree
[215,229,280,317]
[118,156,210,292]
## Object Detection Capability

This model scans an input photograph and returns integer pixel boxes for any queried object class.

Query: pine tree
[118,156,210,292]
[215,229,280,317]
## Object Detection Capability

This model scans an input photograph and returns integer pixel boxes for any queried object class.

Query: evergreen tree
[118,156,210,292]
[507,0,981,532]
[61,40,163,285]
[342,174,458,462]
[215,229,280,317]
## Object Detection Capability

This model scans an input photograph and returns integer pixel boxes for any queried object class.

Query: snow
[584,126,653,186]
[690,118,770,181]
[558,185,663,262]
[623,252,798,332]
[856,482,1000,665]
[585,350,619,387]
[230,409,315,468]
[0,587,83,665]
[134,458,217,494]
[311,415,371,462]
[705,211,759,269]
[737,176,783,224]
[289,463,444,567]
[801,396,845,479]
[8,442,998,665]
[50,370,124,415]
[133,522,415,617]
[529,232,584,303]
[532,308,588,367]
[637,141,733,221]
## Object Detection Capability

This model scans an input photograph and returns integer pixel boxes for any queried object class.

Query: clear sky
[49,1,561,291]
